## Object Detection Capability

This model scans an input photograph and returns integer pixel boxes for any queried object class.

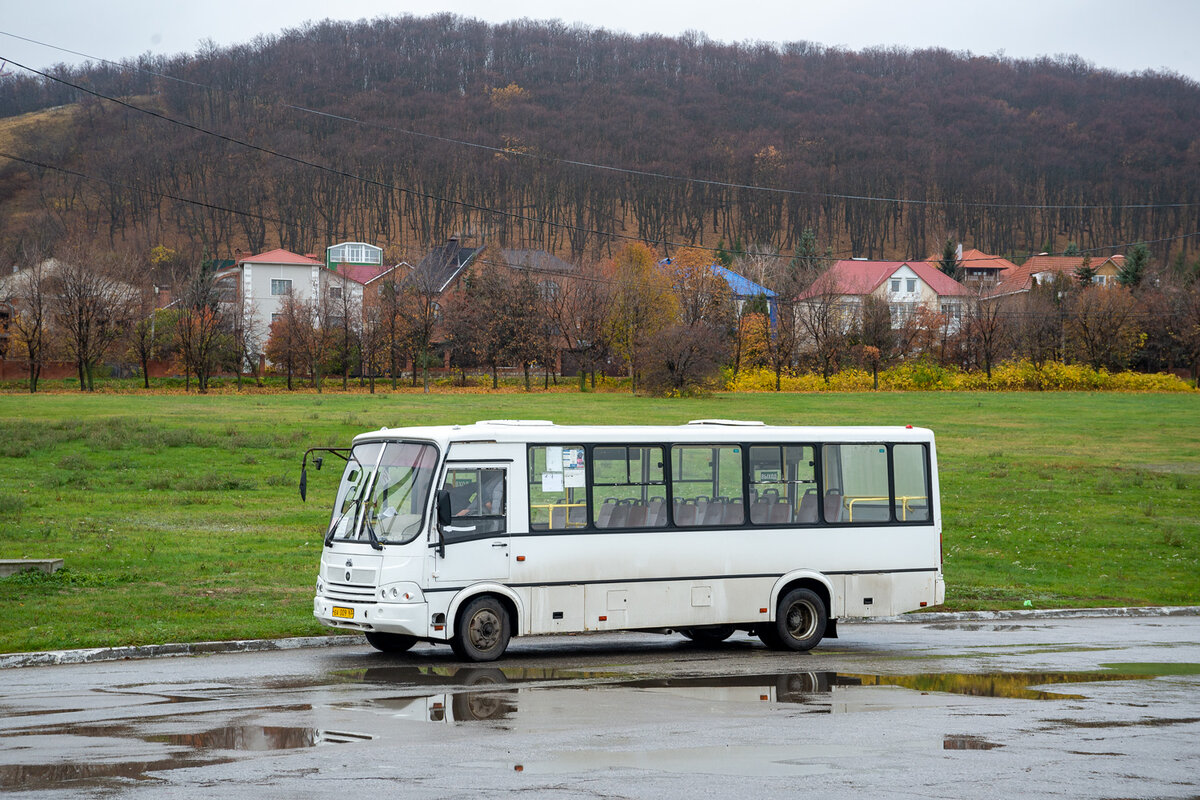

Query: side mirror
[436,489,452,527]
[299,467,308,502]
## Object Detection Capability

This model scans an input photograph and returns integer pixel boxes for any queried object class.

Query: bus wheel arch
[448,587,520,662]
[765,573,833,651]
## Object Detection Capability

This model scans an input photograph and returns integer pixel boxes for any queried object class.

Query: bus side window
[442,468,506,537]
[892,444,930,522]
[749,445,816,525]
[591,446,666,529]
[671,445,743,526]
[822,444,889,523]
[528,446,587,531]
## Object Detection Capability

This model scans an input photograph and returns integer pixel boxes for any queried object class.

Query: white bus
[303,419,944,661]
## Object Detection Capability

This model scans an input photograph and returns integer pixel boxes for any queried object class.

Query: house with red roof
[214,247,369,365]
[988,253,1127,300]
[948,248,1018,289]
[798,258,972,330]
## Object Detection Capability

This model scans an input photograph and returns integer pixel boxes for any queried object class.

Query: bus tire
[453,596,511,662]
[774,588,827,652]
[365,632,417,653]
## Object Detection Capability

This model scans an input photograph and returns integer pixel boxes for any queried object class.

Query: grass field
[1,391,1197,654]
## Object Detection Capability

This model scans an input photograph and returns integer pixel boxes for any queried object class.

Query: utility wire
[3,31,1200,213]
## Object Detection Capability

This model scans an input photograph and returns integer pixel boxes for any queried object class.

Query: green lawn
[1,391,1197,653]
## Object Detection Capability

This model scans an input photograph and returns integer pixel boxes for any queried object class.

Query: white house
[215,248,366,362]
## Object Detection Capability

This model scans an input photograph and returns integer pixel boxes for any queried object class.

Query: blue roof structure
[660,258,778,326]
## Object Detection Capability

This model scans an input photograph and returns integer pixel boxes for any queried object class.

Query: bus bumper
[314,595,430,638]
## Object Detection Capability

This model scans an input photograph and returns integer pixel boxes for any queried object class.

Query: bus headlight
[316,579,324,595]
[378,583,423,603]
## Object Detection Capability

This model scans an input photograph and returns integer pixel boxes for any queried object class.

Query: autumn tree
[264,291,310,390]
[1065,285,1142,369]
[605,242,678,393]
[642,247,733,395]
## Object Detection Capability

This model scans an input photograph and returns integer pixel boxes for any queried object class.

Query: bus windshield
[327,441,439,545]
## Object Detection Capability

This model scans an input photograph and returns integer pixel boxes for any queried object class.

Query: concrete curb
[0,633,367,670]
[2,607,1197,669]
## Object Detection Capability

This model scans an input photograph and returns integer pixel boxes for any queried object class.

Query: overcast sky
[2,0,1198,81]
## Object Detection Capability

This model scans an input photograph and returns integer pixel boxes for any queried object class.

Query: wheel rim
[784,599,818,641]
[468,608,502,652]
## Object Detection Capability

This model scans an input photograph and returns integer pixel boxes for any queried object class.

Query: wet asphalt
[1,613,1198,799]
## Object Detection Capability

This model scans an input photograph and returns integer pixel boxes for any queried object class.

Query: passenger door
[431,463,511,584]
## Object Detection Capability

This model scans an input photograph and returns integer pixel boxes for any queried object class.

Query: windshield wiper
[325,499,358,548]
[362,505,383,551]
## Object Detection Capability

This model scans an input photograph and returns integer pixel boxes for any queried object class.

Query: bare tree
[964,292,1009,380]
[796,274,848,384]
[49,246,139,391]
[173,266,232,393]
[542,258,613,390]
[396,266,442,393]
[3,252,52,393]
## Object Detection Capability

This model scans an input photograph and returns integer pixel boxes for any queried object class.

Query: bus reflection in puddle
[342,669,1149,723]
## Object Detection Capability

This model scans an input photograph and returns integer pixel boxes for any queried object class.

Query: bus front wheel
[773,588,827,652]
[452,596,512,662]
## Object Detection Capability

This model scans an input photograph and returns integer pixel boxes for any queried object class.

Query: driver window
[441,468,507,539]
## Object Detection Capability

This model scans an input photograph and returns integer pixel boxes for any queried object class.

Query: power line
[3,31,1200,213]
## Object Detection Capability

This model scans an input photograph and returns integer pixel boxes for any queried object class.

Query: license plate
[331,606,354,619]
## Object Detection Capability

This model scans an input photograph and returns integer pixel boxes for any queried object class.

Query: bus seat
[702,501,725,526]
[549,504,566,530]
[768,499,792,524]
[722,499,745,525]
[675,500,697,526]
[609,502,631,528]
[824,490,844,523]
[750,498,771,524]
[626,501,648,528]
[646,498,665,526]
[596,499,618,528]
[796,489,818,524]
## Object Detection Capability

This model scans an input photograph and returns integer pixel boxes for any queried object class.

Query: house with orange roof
[988,253,1127,300]
[948,248,1018,289]
[797,258,972,330]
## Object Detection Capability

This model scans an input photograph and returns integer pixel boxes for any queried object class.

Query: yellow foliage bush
[727,362,1194,393]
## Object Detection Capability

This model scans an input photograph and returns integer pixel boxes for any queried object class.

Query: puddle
[943,735,1003,750]
[147,726,324,751]
[330,665,622,686]
[925,623,1047,632]
[346,669,1156,725]
[0,757,230,791]
[1043,716,1200,730]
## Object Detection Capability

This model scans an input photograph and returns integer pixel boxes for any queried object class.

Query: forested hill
[2,13,1199,264]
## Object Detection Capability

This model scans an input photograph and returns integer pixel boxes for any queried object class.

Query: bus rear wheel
[365,631,417,653]
[452,596,512,662]
[774,588,827,651]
